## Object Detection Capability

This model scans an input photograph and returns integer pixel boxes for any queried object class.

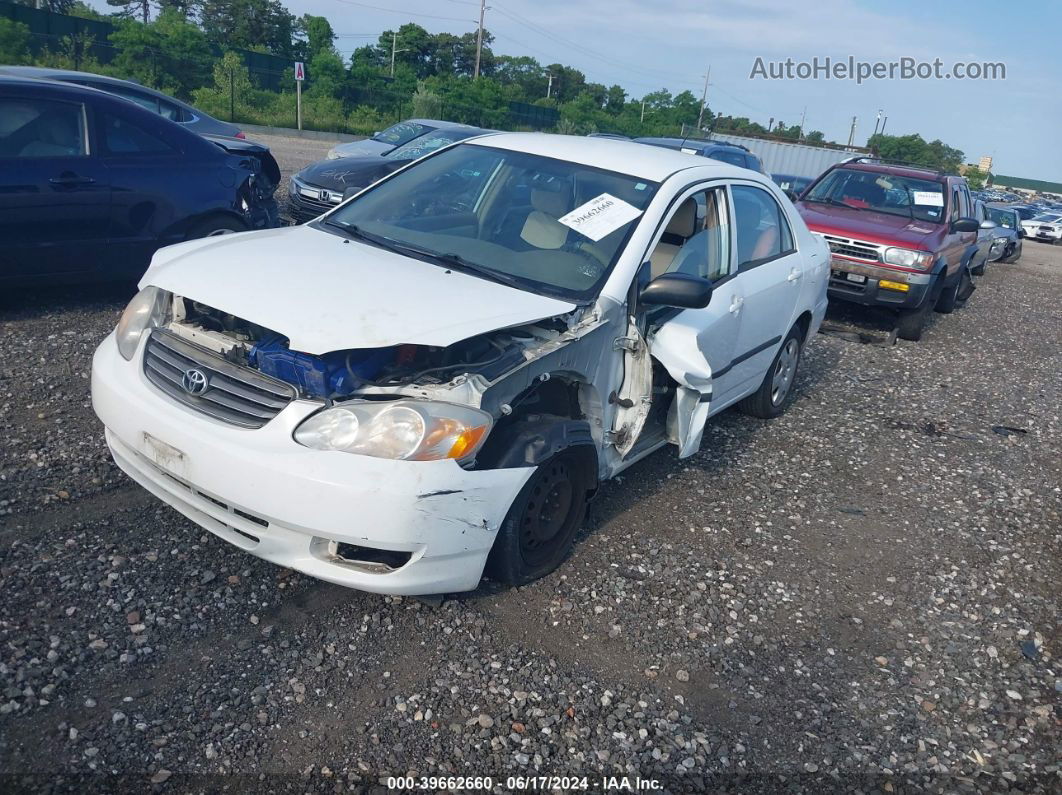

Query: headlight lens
[116,286,169,361]
[294,400,492,462]
[882,247,934,270]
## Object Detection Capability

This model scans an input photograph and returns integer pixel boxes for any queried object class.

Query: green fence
[0,0,290,91]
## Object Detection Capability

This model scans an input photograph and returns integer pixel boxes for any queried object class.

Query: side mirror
[1018,228,1026,238]
[639,272,713,309]
[979,219,997,230]
[951,217,979,233]
[784,189,799,202]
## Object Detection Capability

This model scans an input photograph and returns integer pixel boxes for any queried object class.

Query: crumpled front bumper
[91,332,534,595]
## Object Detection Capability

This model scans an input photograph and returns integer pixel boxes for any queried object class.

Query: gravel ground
[0,134,1059,793]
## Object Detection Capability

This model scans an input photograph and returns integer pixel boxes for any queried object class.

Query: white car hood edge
[142,226,577,354]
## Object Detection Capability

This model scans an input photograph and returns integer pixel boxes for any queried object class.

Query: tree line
[2,0,968,171]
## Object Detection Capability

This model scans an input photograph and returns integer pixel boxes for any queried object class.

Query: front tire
[485,451,591,586]
[897,299,931,341]
[935,267,971,314]
[738,327,802,419]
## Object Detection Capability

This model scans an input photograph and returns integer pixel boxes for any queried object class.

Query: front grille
[823,234,882,262]
[143,330,296,429]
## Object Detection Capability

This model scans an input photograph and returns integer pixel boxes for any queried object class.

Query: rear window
[372,121,433,147]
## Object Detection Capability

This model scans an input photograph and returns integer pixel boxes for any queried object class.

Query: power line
[490,2,696,84]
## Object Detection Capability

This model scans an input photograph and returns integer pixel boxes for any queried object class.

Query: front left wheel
[738,326,803,419]
[485,450,592,586]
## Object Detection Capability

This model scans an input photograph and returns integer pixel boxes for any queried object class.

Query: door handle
[49,175,96,187]
[787,268,802,282]
[728,296,744,314]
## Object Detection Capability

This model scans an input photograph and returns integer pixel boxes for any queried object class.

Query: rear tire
[185,216,247,241]
[485,450,591,587]
[738,326,803,419]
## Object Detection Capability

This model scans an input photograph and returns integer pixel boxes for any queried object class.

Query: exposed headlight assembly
[882,247,935,270]
[294,400,492,463]
[116,286,170,361]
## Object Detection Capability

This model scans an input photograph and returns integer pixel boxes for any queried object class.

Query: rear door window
[0,97,86,158]
[100,112,176,155]
[732,184,794,268]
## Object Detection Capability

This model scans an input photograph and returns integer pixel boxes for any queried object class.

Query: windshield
[323,143,659,301]
[988,208,1017,228]
[373,121,433,146]
[804,167,947,223]
[1033,213,1062,223]
[386,128,479,161]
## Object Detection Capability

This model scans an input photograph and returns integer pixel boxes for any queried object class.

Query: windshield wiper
[323,221,414,257]
[397,245,520,289]
[804,196,852,209]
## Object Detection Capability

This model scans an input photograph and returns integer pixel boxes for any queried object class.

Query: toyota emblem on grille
[181,368,209,395]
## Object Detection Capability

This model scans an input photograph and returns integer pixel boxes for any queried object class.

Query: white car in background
[1021,212,1062,244]
[91,134,828,596]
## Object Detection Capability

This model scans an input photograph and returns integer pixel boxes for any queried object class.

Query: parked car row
[0,80,1027,596]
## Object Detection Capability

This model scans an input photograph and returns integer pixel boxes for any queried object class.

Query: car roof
[0,65,194,108]
[466,132,748,182]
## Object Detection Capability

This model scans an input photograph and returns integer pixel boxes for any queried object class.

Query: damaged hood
[142,226,577,354]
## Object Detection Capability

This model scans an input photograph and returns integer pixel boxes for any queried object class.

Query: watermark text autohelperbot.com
[750,56,1005,83]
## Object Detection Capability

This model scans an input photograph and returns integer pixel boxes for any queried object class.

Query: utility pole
[879,115,888,136]
[846,115,857,147]
[640,100,647,124]
[872,109,883,137]
[473,0,487,79]
[798,105,806,141]
[696,66,710,132]
[546,71,554,99]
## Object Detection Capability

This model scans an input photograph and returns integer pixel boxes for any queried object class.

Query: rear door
[94,102,191,275]
[725,183,803,393]
[0,93,111,282]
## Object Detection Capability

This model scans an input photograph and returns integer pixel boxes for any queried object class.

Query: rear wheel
[485,451,591,586]
[186,216,247,241]
[738,327,802,419]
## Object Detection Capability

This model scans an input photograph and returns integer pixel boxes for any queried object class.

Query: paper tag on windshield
[557,193,643,242]
[912,191,944,206]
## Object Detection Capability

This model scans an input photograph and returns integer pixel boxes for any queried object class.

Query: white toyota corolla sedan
[91,133,829,595]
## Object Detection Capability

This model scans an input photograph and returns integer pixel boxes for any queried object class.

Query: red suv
[796,158,982,340]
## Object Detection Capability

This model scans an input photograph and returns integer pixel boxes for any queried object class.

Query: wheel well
[475,374,601,483]
[794,311,813,342]
[184,211,248,239]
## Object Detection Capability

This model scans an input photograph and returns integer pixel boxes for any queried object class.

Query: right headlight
[293,400,492,463]
[116,286,170,361]
[882,247,934,270]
